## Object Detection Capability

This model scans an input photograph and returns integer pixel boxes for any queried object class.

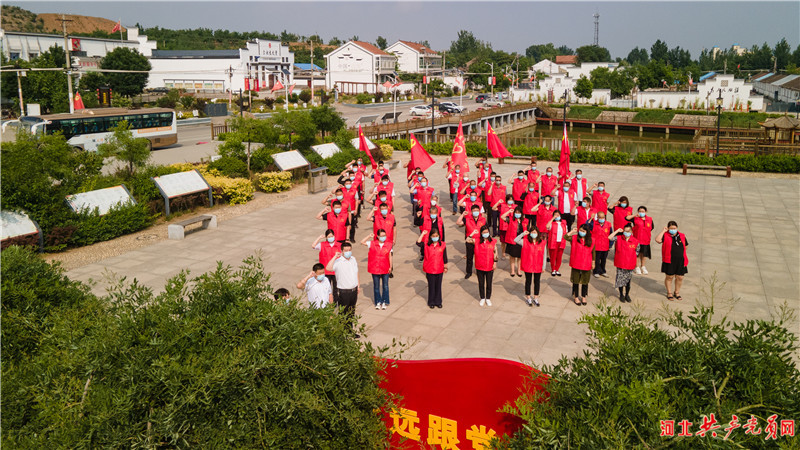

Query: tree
[793,44,800,66]
[626,47,649,65]
[574,75,593,100]
[309,104,345,138]
[650,39,669,62]
[525,43,557,62]
[97,121,151,177]
[590,67,635,99]
[498,291,800,449]
[77,71,106,92]
[269,110,317,150]
[329,36,342,46]
[576,45,611,63]
[774,38,791,69]
[666,46,692,68]
[100,47,150,97]
[375,36,387,50]
[448,30,488,67]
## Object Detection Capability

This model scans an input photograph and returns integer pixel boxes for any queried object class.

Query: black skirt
[661,261,688,276]
[505,243,522,258]
[639,244,651,259]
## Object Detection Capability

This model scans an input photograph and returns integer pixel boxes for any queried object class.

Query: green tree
[329,36,342,46]
[269,110,317,150]
[375,36,388,50]
[574,75,593,100]
[97,121,152,177]
[309,104,345,138]
[448,30,487,67]
[626,46,649,65]
[666,45,692,68]
[774,38,792,69]
[100,47,151,97]
[576,45,611,63]
[77,71,106,92]
[525,43,557,62]
[16,46,71,114]
[650,39,669,61]
[793,44,800,66]
[589,67,635,98]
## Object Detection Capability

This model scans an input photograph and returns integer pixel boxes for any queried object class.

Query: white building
[325,41,397,94]
[147,39,294,93]
[386,40,441,74]
[636,74,764,111]
[0,27,156,61]
[751,73,800,104]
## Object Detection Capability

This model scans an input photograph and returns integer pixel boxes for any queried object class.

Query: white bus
[9,108,178,152]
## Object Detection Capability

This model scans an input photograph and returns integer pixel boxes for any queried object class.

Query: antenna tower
[593,12,600,46]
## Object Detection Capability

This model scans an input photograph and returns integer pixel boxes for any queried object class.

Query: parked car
[475,94,489,103]
[148,87,170,94]
[409,105,431,116]
[483,99,503,107]
[439,102,466,113]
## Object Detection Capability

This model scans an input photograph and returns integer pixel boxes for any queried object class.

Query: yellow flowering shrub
[379,144,394,160]
[256,172,293,193]
[202,173,255,205]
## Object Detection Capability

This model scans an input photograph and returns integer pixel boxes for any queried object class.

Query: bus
[9,108,178,152]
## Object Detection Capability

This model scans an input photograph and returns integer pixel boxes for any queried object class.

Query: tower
[593,12,600,46]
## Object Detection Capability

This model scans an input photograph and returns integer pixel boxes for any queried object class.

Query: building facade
[636,74,764,111]
[324,41,397,94]
[386,40,441,74]
[0,27,156,61]
[751,73,800,104]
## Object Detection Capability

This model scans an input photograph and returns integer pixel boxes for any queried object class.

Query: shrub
[256,171,293,193]
[202,171,255,204]
[356,92,372,104]
[207,156,249,178]
[250,146,282,172]
[375,139,410,152]
[70,202,156,246]
[298,89,312,103]
[378,143,394,160]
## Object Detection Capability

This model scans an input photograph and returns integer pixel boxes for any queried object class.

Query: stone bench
[498,155,534,164]
[168,214,217,240]
[682,164,731,178]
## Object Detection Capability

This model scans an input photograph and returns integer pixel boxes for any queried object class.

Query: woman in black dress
[655,221,689,301]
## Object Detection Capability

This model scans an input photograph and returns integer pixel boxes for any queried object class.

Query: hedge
[256,171,293,193]
[202,170,255,205]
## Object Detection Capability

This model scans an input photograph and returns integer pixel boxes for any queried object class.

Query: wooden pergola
[760,115,800,144]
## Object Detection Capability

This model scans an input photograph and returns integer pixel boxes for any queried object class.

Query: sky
[6,1,799,59]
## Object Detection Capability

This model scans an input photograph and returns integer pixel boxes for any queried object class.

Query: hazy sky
[7,1,799,59]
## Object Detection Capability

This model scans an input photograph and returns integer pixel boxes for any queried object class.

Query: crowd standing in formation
[298,149,690,332]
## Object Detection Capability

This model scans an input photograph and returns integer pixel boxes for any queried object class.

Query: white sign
[66,185,135,215]
[273,150,309,171]
[350,137,378,151]
[153,170,211,199]
[311,143,341,159]
[1,210,39,240]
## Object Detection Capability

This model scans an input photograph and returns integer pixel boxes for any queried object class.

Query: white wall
[1,28,155,61]
[325,42,396,93]
[387,42,418,73]
[637,74,765,111]
[148,58,234,92]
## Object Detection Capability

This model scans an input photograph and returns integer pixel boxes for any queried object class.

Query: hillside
[1,5,117,34]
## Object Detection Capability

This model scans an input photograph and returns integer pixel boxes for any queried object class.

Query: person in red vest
[470,225,498,306]
[408,170,423,211]
[322,187,352,216]
[311,229,342,304]
[476,158,493,186]
[360,229,393,310]
[456,172,470,214]
[609,223,639,303]
[575,196,596,228]
[416,228,448,309]
[413,177,435,218]
[373,174,395,203]
[532,195,556,235]
[486,174,507,237]
[632,206,654,275]
[570,169,589,205]
[556,179,576,231]
[592,211,613,278]
[368,189,394,213]
[590,181,610,212]
[567,223,594,306]
[339,176,360,242]
[501,205,526,277]
[656,221,689,301]
[457,204,487,280]
[369,160,389,185]
[508,169,528,207]
[458,181,484,214]
[493,194,515,257]
[415,205,445,262]
[546,211,568,276]
[419,194,443,220]
[540,166,558,198]
[521,181,539,224]
[337,168,362,218]
[446,164,463,215]
[515,226,547,307]
[608,196,634,231]
[316,200,350,244]
[526,159,541,185]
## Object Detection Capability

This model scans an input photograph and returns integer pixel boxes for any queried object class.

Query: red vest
[547,221,568,249]
[341,185,358,210]
[326,212,348,241]
[592,220,612,251]
[490,184,507,205]
[592,190,610,211]
[423,242,446,274]
[416,186,434,205]
[373,213,395,242]
[540,174,557,196]
[421,216,444,238]
[464,215,486,239]
[527,169,540,184]
[536,205,556,232]
[377,181,394,196]
[558,190,575,214]
[465,187,482,202]
[474,239,496,271]
[569,235,593,271]
[376,197,393,212]
[367,242,392,275]
[511,179,527,201]
[421,204,443,222]
[523,191,539,214]
[576,207,595,228]
[498,203,514,231]
[505,216,524,244]
[614,236,639,270]
[661,232,688,265]
[570,177,588,200]
[633,216,653,244]
[612,206,633,230]
[449,174,463,194]
[319,241,341,275]
[521,238,547,273]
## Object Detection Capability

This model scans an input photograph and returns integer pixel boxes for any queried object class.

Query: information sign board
[1,210,39,241]
[273,150,309,171]
[66,185,135,215]
[152,170,210,199]
[311,143,341,159]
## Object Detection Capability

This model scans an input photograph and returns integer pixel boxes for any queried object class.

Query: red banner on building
[379,358,547,449]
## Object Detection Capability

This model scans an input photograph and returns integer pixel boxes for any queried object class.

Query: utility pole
[310,38,315,106]
[489,62,494,97]
[16,69,26,116]
[60,14,75,113]
[227,65,233,109]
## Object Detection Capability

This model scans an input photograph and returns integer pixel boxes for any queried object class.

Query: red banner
[379,358,547,449]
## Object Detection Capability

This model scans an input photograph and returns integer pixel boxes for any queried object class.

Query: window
[28,53,38,59]
[720,80,729,87]
[9,52,20,60]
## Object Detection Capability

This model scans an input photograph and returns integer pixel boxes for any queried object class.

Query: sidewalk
[66,156,800,367]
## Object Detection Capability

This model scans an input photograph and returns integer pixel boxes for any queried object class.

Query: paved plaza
[66,155,800,367]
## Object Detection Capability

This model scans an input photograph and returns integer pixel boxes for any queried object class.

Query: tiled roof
[555,55,578,64]
[351,41,392,56]
[398,40,437,55]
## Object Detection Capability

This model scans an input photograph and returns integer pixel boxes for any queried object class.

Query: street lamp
[715,89,723,157]
[562,89,570,128]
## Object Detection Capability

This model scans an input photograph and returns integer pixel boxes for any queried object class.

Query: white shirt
[561,192,571,213]
[332,255,359,289]
[304,277,332,308]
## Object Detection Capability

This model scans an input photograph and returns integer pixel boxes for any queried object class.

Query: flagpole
[285,73,288,112]
[119,19,123,41]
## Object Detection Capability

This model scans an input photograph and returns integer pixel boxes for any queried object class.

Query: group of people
[298,153,690,331]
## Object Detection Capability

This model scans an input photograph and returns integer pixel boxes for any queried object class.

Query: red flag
[244,78,250,91]
[558,123,571,185]
[486,123,512,158]
[382,81,393,89]
[111,21,121,33]
[73,92,85,110]
[254,79,260,92]
[407,133,435,177]
[288,84,296,95]
[358,125,377,170]
[688,77,693,86]
[450,121,469,173]
[271,80,284,92]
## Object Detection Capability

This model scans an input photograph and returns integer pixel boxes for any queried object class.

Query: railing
[210,123,228,140]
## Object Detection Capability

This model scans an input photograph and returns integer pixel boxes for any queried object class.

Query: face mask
[639,212,646,217]
[554,217,561,222]
[357,161,363,165]
[669,229,678,235]
[529,188,536,192]
[463,177,469,182]
[431,201,437,206]
[333,208,342,214]
[421,182,428,187]
[531,233,538,239]
[343,251,352,258]
[382,181,388,186]
[563,186,570,192]
[429,236,440,244]
[578,231,586,237]
[380,196,387,202]
[580,201,586,207]
[514,213,522,219]
[430,214,438,219]
[518,176,524,180]
[336,195,343,200]
[378,236,386,242]
[620,203,627,208]
[623,231,632,238]
[507,200,514,205]
[455,170,460,174]
[381,209,388,216]
[418,176,423,181]
[472,211,480,217]
[544,201,551,206]
[482,232,490,239]
[316,274,326,281]
[598,186,605,191]
[470,195,477,201]
[546,172,552,177]
[327,236,335,243]
[495,181,501,185]
[470,184,476,190]
[598,218,605,224]
[345,184,352,189]
[349,176,355,181]
[576,174,582,180]
[532,166,537,170]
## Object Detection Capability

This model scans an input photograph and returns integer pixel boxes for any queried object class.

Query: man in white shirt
[296,263,333,309]
[326,242,361,337]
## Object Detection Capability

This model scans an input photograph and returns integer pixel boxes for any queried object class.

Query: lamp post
[715,89,723,157]
[562,89,570,128]
[489,62,494,97]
